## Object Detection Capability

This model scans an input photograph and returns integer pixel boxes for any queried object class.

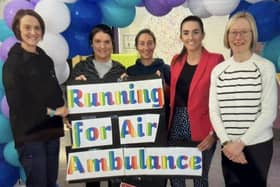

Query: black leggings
[222,139,273,187]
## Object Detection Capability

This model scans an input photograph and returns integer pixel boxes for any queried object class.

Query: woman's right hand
[222,141,247,164]
[155,70,161,77]
[75,74,87,81]
[119,73,128,81]
[63,118,72,128]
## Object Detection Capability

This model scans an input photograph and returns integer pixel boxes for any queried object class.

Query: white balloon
[182,0,189,8]
[188,0,211,18]
[58,0,77,3]
[38,33,69,65]
[35,0,70,33]
[203,0,240,16]
[0,0,11,19]
[54,63,70,84]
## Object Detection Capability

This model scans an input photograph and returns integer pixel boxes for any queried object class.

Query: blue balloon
[230,0,252,17]
[0,160,19,187]
[62,27,92,58]
[99,0,136,27]
[3,141,21,167]
[277,56,280,72]
[248,1,280,42]
[0,143,6,161]
[19,166,26,183]
[115,0,141,7]
[85,0,100,2]
[136,0,145,6]
[68,1,102,32]
[0,20,14,42]
[0,114,13,143]
[261,35,280,72]
[0,88,5,102]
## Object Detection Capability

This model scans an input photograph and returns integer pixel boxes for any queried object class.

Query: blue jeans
[17,139,60,187]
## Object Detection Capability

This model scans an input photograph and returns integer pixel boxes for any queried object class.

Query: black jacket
[69,55,126,84]
[3,43,65,147]
[127,58,170,84]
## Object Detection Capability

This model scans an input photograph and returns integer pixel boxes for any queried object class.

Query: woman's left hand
[197,133,216,151]
[55,105,69,117]
[222,140,245,159]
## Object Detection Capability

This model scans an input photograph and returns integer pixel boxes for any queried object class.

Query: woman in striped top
[209,12,278,187]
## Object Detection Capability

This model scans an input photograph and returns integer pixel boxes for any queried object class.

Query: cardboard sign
[71,117,113,149]
[71,114,160,149]
[66,78,201,183]
[67,79,164,114]
[66,147,202,182]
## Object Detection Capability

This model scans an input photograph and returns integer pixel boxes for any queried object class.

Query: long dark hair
[176,15,205,62]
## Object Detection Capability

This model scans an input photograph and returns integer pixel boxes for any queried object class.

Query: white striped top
[209,53,278,146]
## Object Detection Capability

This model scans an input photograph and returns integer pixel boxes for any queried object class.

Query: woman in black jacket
[69,24,126,187]
[3,10,68,187]
[124,29,170,187]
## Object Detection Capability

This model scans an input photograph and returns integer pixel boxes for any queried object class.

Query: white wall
[118,6,230,64]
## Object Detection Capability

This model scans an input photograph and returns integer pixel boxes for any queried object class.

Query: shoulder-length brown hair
[12,9,45,41]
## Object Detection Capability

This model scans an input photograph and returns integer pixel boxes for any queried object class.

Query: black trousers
[222,139,273,187]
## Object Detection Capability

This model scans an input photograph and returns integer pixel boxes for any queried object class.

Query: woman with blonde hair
[209,12,277,187]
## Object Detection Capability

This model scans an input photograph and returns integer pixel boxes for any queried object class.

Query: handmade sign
[67,79,164,114]
[66,78,202,182]
[71,113,160,149]
[66,147,202,181]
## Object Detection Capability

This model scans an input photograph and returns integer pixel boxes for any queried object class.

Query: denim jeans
[17,138,60,187]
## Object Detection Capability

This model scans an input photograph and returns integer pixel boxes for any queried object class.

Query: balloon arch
[0,0,279,186]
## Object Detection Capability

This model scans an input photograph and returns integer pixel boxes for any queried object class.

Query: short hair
[134,28,156,47]
[89,24,114,45]
[12,9,45,41]
[224,12,258,51]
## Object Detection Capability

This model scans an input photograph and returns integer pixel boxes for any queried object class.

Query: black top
[69,55,126,84]
[127,58,170,85]
[175,62,197,106]
[127,58,170,138]
[3,43,65,147]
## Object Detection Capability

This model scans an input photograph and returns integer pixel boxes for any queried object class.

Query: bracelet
[49,109,55,117]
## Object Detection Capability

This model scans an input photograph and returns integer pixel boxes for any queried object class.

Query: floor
[58,128,280,187]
